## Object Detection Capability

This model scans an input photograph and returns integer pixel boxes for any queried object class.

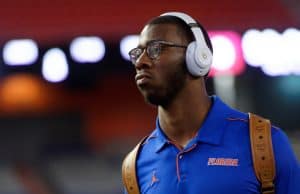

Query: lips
[135,72,152,85]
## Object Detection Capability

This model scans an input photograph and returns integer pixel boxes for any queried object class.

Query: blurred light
[42,48,69,83]
[211,35,236,70]
[209,31,245,76]
[3,39,38,66]
[70,36,105,63]
[0,74,48,112]
[282,28,300,74]
[260,29,286,76]
[120,35,139,61]
[242,28,300,76]
[241,29,263,67]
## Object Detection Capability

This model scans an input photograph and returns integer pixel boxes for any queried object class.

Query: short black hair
[146,15,213,54]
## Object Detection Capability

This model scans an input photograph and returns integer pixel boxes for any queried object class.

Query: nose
[134,50,152,70]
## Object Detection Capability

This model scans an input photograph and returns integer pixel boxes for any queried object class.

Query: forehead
[138,23,185,46]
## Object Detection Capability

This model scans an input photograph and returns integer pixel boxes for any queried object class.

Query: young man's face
[133,23,189,107]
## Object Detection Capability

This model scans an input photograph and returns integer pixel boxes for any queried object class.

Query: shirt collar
[150,95,235,153]
[195,95,233,145]
[147,119,169,153]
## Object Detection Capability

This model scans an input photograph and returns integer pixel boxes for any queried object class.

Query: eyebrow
[137,39,165,48]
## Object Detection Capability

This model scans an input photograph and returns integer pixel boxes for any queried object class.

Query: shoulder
[124,129,160,159]
[270,127,300,192]
[225,108,297,164]
[226,110,249,126]
[271,127,299,166]
[223,107,249,134]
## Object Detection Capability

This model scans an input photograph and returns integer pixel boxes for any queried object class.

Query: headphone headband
[160,12,206,44]
[159,11,213,76]
[160,12,197,25]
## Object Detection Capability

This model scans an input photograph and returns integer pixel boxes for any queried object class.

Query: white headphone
[160,12,213,77]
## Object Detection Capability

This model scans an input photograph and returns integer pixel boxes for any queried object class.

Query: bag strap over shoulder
[249,113,276,194]
[122,136,148,194]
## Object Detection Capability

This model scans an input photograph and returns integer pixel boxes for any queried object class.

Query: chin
[138,85,179,107]
[144,93,170,107]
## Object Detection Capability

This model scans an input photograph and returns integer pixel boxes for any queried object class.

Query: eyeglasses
[128,40,187,64]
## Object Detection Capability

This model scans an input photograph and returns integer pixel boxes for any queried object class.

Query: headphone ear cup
[195,44,212,74]
[186,41,199,76]
[186,41,212,77]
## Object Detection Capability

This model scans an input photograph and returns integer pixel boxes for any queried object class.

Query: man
[122,12,299,194]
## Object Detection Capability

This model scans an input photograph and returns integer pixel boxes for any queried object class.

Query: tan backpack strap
[122,136,148,194]
[249,113,275,194]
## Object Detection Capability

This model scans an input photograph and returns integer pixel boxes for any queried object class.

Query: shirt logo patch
[150,170,159,186]
[207,157,239,166]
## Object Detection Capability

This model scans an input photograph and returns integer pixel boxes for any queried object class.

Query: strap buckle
[261,182,275,194]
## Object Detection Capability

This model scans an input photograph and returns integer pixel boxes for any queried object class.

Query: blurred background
[0,0,299,194]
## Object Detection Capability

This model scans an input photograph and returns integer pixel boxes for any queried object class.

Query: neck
[158,79,211,148]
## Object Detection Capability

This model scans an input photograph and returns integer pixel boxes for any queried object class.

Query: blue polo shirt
[133,96,300,194]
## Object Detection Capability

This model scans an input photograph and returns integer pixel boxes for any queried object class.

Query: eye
[132,48,143,57]
[147,42,161,59]
[128,48,142,64]
[129,48,143,60]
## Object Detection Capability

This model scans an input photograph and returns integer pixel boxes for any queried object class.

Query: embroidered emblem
[207,157,239,166]
[150,170,159,186]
